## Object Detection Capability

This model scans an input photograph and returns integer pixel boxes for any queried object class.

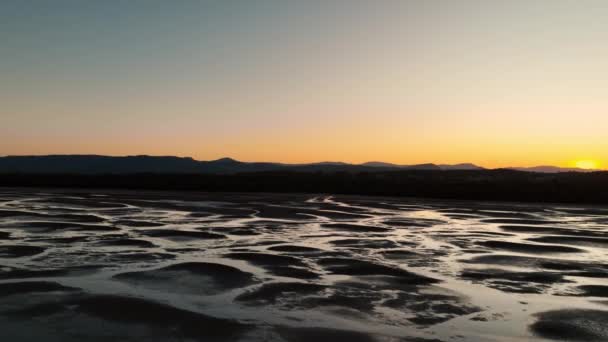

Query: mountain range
[0,155,599,174]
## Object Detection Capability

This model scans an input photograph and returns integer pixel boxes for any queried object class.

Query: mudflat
[0,188,606,341]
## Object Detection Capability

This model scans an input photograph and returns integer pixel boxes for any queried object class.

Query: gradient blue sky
[2,0,607,168]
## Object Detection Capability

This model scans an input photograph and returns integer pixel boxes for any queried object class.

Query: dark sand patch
[36,197,125,208]
[258,201,375,220]
[380,250,421,260]
[119,198,254,217]
[5,294,251,341]
[467,254,604,268]
[383,218,444,228]
[321,223,390,233]
[461,268,569,294]
[0,245,46,258]
[318,258,437,284]
[0,265,101,280]
[576,285,608,298]
[32,248,174,266]
[315,202,373,214]
[227,252,323,279]
[188,206,256,218]
[95,238,156,248]
[212,227,261,236]
[390,249,446,268]
[226,230,261,236]
[436,208,540,219]
[475,211,539,219]
[500,225,608,237]
[225,252,307,267]
[249,220,297,226]
[339,274,410,289]
[300,290,382,314]
[431,235,475,249]
[0,210,37,218]
[229,240,288,249]
[0,281,80,297]
[264,266,321,279]
[96,207,143,216]
[530,309,608,341]
[329,239,401,249]
[555,208,608,216]
[4,221,118,233]
[384,290,481,326]
[478,240,584,254]
[469,231,515,237]
[102,252,175,262]
[235,282,327,305]
[267,245,322,253]
[337,200,400,211]
[482,219,560,225]
[444,214,484,219]
[253,206,314,220]
[188,212,223,218]
[435,209,476,214]
[49,213,106,223]
[30,236,90,244]
[464,255,608,279]
[313,210,372,220]
[464,254,552,267]
[0,211,105,224]
[2,221,117,233]
[323,275,481,325]
[140,229,225,240]
[528,236,608,248]
[114,262,256,295]
[462,249,488,254]
[114,219,164,227]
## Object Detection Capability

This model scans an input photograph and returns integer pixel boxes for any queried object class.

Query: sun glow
[574,160,600,170]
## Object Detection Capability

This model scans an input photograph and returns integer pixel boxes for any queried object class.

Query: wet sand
[0,188,607,341]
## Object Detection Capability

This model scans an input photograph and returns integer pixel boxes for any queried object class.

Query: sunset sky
[1,1,606,169]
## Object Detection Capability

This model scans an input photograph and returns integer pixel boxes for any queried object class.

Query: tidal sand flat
[0,188,607,341]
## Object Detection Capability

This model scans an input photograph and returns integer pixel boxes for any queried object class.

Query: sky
[1,0,607,169]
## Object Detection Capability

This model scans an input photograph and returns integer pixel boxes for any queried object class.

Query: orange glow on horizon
[573,160,601,170]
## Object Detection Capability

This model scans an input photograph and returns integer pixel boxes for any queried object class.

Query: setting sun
[574,160,600,170]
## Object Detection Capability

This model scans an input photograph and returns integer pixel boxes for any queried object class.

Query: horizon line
[1,153,605,171]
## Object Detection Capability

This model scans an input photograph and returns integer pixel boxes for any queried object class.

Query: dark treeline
[1,170,608,204]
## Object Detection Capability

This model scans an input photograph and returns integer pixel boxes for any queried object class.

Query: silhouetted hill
[360,162,443,170]
[361,161,399,167]
[439,163,486,170]
[0,155,202,173]
[362,161,482,170]
[0,155,598,174]
[0,155,461,174]
[0,155,286,174]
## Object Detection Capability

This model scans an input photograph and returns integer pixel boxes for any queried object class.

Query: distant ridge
[0,155,599,174]
[361,161,443,170]
[438,163,485,171]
